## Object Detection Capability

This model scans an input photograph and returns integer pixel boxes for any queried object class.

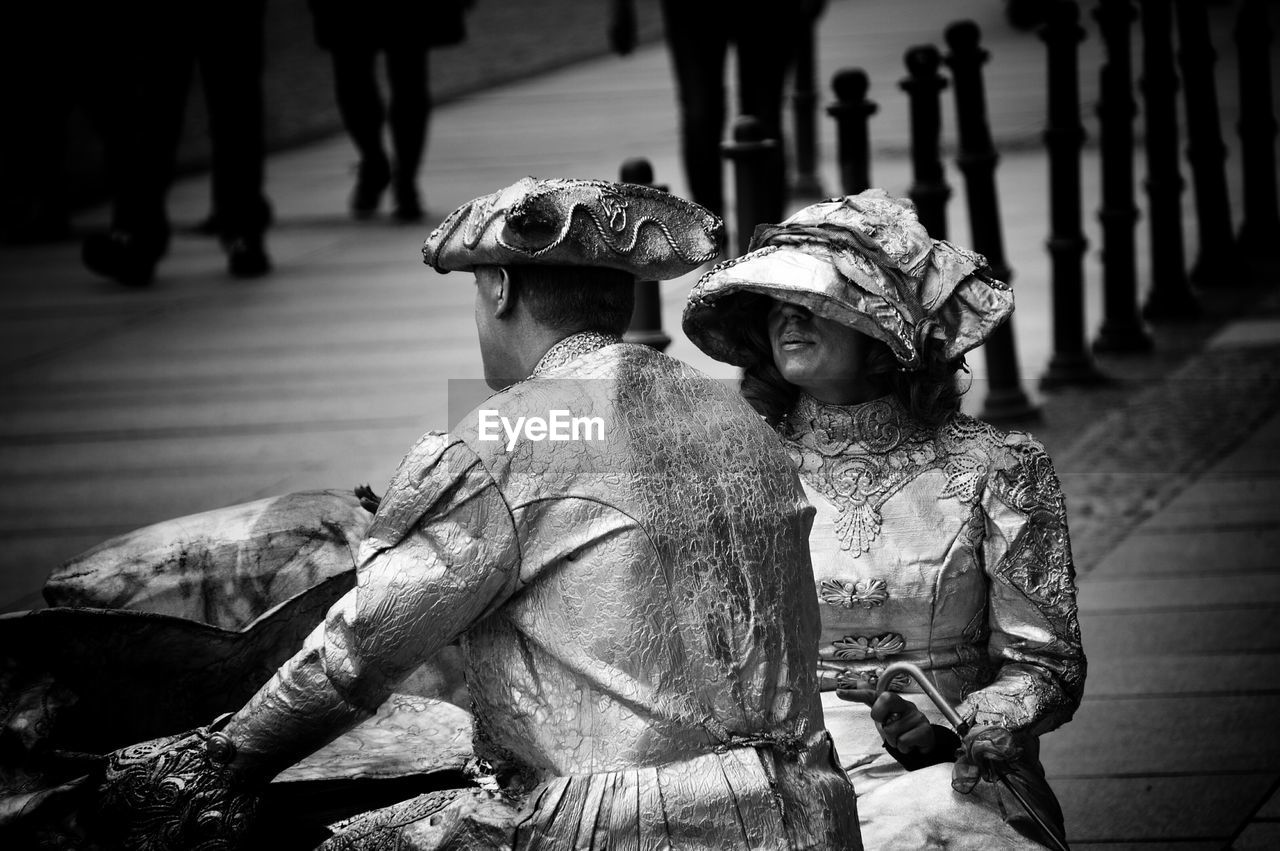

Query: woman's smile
[766,299,876,404]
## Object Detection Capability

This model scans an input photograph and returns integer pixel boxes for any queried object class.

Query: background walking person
[309,0,469,222]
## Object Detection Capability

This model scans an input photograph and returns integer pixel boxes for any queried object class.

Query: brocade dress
[782,392,1086,849]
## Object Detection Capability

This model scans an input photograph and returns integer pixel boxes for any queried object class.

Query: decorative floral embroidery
[988,441,1079,624]
[952,611,997,699]
[786,395,1004,555]
[796,400,1085,736]
[956,435,1086,732]
[598,188,628,232]
[833,665,911,693]
[832,633,905,660]
[818,577,888,609]
[532,332,622,377]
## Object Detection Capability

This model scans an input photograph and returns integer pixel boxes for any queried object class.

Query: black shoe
[351,159,391,219]
[392,183,423,223]
[193,211,223,236]
[82,230,165,287]
[224,234,271,279]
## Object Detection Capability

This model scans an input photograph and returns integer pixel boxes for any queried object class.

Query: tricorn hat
[422,177,723,281]
[682,190,1013,369]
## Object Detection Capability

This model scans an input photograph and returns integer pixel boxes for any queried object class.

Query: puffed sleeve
[221,432,519,778]
[956,433,1086,737]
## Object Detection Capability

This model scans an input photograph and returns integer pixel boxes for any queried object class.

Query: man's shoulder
[365,431,489,549]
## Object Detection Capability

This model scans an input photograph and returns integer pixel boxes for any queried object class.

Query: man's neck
[530,331,622,377]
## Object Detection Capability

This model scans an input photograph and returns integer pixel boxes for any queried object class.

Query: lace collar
[784,392,914,453]
[531,331,622,377]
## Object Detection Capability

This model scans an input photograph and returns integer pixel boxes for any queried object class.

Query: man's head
[422,176,724,387]
[472,264,635,389]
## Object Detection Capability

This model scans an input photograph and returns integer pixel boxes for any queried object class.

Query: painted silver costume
[9,178,863,848]
[684,190,1085,849]
[217,336,859,848]
[785,392,1084,731]
[784,392,1084,847]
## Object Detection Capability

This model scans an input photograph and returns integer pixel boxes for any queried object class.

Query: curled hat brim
[682,242,1013,369]
[683,246,919,367]
[422,177,724,281]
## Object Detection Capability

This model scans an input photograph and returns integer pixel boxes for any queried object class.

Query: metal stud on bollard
[1092,0,1153,353]
[827,69,878,196]
[722,115,784,257]
[1040,0,1107,389]
[1176,0,1240,285]
[943,20,1040,424]
[790,12,823,200]
[619,157,672,352]
[1139,0,1201,320]
[1235,0,1280,256]
[900,45,952,237]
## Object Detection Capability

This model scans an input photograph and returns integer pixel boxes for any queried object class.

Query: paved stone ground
[2,0,1279,845]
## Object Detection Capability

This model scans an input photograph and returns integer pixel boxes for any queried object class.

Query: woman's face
[766,299,875,404]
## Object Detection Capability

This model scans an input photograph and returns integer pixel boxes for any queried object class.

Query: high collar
[784,392,913,452]
[530,331,622,378]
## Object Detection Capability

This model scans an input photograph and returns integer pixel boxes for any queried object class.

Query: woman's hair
[730,294,967,430]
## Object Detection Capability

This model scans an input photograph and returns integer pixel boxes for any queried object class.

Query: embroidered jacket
[786,393,1086,736]
[219,335,860,848]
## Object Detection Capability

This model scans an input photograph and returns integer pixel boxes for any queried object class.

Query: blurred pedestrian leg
[310,0,466,223]
[82,0,272,285]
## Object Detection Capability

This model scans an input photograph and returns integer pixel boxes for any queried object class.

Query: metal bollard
[722,115,784,257]
[1235,0,1280,255]
[1092,0,1153,353]
[790,12,823,199]
[618,157,672,352]
[1176,0,1240,285]
[900,45,952,238]
[1139,0,1201,320]
[1040,0,1107,389]
[827,69,878,196]
[943,20,1040,424]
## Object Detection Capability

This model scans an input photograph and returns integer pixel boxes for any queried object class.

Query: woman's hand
[837,688,936,753]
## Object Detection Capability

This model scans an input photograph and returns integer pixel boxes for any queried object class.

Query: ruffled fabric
[682,189,1013,369]
[422,177,723,281]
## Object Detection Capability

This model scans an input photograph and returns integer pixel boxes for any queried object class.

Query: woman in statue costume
[682,189,1085,849]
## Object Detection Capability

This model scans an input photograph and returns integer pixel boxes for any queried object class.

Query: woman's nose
[779,303,809,323]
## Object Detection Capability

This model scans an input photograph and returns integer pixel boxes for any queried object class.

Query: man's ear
[492,267,514,318]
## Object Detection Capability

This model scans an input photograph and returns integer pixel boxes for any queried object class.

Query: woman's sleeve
[221,432,520,778]
[956,434,1086,737]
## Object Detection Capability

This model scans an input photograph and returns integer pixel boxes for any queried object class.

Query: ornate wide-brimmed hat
[422,177,723,281]
[682,190,1012,369]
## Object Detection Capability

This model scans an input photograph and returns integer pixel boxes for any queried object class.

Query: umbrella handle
[875,661,971,736]
[874,661,1072,851]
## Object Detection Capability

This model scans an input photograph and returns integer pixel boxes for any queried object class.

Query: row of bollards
[945,21,1040,422]
[1040,0,1107,388]
[1139,0,1199,321]
[1093,0,1151,355]
[625,0,1280,422]
[1236,0,1280,253]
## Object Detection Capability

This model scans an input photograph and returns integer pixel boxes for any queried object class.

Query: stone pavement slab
[1096,526,1280,578]
[1055,773,1273,843]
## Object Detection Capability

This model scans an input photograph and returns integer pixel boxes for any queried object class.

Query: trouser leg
[198,0,271,239]
[331,46,389,172]
[659,0,729,215]
[384,45,430,191]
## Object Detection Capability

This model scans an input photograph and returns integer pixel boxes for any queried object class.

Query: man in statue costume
[86,177,861,848]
